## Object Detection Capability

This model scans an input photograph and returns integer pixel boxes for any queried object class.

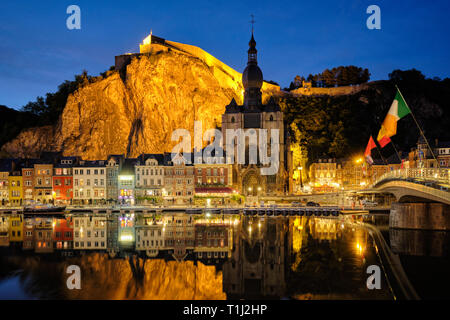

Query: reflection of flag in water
[364,136,376,165]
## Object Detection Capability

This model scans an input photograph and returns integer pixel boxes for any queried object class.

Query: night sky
[1,0,449,109]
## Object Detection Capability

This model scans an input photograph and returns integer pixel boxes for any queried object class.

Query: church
[221,32,293,196]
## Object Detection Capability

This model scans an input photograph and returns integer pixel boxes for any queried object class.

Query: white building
[135,222,165,257]
[73,160,107,205]
[73,215,107,250]
[135,154,165,203]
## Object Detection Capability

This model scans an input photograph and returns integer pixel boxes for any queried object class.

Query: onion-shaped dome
[242,64,263,89]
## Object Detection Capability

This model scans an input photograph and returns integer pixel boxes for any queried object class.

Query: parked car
[306,201,320,207]
[362,200,378,206]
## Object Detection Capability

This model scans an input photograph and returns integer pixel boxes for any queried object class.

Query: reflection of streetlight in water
[356,242,364,255]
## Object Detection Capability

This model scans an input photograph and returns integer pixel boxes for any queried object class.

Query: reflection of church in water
[221,32,293,196]
[222,216,289,298]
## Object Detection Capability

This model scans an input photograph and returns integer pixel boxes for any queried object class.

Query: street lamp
[354,157,363,189]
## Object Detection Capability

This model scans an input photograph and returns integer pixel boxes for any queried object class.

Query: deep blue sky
[1,0,449,109]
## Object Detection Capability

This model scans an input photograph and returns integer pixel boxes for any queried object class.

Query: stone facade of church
[221,33,293,196]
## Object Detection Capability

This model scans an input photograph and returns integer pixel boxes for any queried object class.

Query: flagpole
[374,138,388,165]
[388,138,403,164]
[395,85,440,168]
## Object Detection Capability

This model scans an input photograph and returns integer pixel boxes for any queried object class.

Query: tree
[19,68,115,126]
[322,69,335,87]
[388,68,425,83]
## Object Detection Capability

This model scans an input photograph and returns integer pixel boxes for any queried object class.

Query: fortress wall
[291,83,370,96]
[166,40,280,98]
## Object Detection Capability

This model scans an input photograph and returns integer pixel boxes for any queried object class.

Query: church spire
[248,32,257,64]
[248,15,257,64]
[242,21,263,109]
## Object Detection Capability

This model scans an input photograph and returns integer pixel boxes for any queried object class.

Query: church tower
[242,33,263,109]
[221,30,293,196]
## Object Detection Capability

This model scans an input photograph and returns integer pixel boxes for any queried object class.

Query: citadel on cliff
[117,31,293,196]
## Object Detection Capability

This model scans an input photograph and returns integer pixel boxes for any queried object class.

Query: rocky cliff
[2,50,279,159]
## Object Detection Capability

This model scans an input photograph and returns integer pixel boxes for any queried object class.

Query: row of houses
[0,152,233,206]
[308,139,450,191]
[0,213,233,261]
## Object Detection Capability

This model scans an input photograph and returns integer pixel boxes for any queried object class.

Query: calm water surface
[0,212,446,299]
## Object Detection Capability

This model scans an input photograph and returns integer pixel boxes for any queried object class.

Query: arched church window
[269,114,274,121]
[231,116,235,123]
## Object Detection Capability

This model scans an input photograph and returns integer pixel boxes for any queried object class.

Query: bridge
[370,168,450,230]
[371,168,450,205]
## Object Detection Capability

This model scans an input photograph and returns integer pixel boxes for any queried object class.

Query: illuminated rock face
[5,253,225,299]
[2,50,279,159]
[63,254,226,300]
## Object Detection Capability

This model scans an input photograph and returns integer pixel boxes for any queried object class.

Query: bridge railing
[373,168,450,187]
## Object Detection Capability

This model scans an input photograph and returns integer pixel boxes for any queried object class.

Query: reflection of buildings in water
[107,213,119,255]
[135,214,164,257]
[22,217,34,250]
[390,228,450,257]
[53,217,73,250]
[308,218,343,242]
[163,214,195,261]
[34,217,53,253]
[9,214,23,244]
[223,217,287,298]
[118,213,135,250]
[0,215,9,247]
[194,223,232,265]
[73,215,107,251]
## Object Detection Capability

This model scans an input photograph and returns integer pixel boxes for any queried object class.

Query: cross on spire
[250,14,255,33]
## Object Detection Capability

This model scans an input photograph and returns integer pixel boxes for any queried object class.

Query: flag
[364,136,376,164]
[377,89,411,142]
[377,131,391,148]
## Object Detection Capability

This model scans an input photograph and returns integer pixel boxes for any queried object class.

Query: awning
[195,187,234,194]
